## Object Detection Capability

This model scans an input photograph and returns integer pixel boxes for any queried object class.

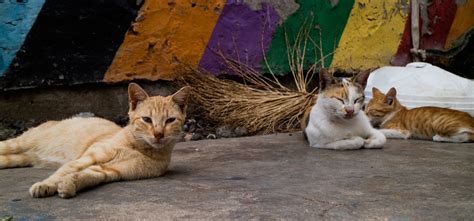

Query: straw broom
[180,21,335,134]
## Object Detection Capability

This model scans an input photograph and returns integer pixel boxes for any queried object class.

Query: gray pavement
[1,133,473,220]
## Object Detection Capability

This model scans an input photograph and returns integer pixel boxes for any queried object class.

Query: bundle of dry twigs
[180,69,316,134]
[179,20,334,134]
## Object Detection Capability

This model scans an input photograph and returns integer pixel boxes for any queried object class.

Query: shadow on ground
[1,133,473,220]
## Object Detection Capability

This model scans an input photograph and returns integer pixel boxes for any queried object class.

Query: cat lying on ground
[302,69,386,150]
[0,83,191,198]
[365,87,474,142]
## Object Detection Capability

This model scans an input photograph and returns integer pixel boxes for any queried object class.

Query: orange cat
[365,87,474,142]
[0,83,191,198]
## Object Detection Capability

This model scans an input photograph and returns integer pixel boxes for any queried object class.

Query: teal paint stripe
[0,0,46,75]
[262,0,354,75]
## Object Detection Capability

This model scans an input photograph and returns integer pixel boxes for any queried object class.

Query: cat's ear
[355,69,371,89]
[128,83,149,111]
[385,87,397,105]
[372,87,383,97]
[319,68,334,91]
[172,86,192,112]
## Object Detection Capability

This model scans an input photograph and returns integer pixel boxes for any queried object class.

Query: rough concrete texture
[263,0,354,73]
[0,0,46,75]
[0,81,174,124]
[331,0,409,71]
[1,133,473,220]
[1,0,137,90]
[444,0,474,49]
[198,1,280,74]
[104,0,225,82]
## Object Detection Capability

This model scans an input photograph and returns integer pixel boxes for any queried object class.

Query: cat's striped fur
[366,87,474,142]
[0,83,191,198]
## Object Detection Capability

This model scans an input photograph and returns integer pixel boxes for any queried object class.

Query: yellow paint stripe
[444,0,474,50]
[331,0,409,71]
[104,0,225,82]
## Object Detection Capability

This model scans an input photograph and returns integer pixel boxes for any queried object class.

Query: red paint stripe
[392,0,457,66]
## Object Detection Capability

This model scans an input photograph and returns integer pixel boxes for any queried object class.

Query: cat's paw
[57,179,77,199]
[364,138,385,149]
[322,137,364,150]
[29,181,57,198]
[349,137,365,149]
[380,129,410,139]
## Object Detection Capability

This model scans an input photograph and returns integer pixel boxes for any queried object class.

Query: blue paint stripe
[0,0,46,75]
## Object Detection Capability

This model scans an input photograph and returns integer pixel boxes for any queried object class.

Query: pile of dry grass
[180,69,316,134]
[179,21,333,134]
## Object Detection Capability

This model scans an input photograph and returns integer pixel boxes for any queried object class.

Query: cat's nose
[154,131,163,141]
[345,106,354,115]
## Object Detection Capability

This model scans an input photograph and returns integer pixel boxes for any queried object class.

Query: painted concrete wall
[0,0,45,75]
[106,0,472,82]
[0,0,137,89]
[0,0,472,89]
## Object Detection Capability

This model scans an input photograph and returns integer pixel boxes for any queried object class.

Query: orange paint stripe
[104,0,225,83]
[444,0,474,49]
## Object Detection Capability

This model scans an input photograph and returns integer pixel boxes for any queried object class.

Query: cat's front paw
[364,138,385,149]
[58,179,77,199]
[29,181,57,198]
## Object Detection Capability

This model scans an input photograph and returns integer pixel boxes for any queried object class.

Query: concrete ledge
[1,133,473,219]
[0,81,175,124]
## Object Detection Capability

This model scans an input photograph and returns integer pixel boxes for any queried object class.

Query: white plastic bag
[365,62,474,116]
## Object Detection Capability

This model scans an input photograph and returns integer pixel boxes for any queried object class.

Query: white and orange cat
[0,83,191,198]
[302,69,386,150]
[366,87,474,142]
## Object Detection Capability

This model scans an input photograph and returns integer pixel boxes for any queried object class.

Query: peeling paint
[445,0,474,49]
[1,0,472,89]
[263,0,354,73]
[198,1,280,74]
[392,0,457,66]
[244,0,299,23]
[456,0,467,5]
[328,0,340,7]
[331,0,409,71]
[420,0,430,36]
[0,0,45,75]
[104,0,225,82]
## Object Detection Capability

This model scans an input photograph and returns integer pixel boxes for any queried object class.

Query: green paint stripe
[262,0,354,75]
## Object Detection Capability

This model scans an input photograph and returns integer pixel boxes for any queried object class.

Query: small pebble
[184,133,193,142]
[216,125,234,138]
[191,133,203,140]
[206,134,217,139]
[234,126,248,137]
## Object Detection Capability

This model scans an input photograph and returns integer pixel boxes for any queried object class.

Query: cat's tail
[0,134,35,168]
[0,137,31,155]
[0,154,32,168]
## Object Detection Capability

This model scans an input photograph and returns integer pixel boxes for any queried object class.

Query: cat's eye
[332,96,345,103]
[354,96,364,104]
[165,117,176,124]
[142,117,152,123]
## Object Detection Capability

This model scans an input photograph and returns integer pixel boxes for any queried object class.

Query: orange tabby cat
[365,87,474,142]
[0,83,191,198]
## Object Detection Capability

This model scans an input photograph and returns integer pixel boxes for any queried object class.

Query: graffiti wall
[0,0,472,90]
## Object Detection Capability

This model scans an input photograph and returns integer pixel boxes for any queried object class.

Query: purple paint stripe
[198,1,280,75]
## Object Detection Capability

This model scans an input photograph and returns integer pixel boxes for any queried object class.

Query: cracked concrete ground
[0,133,473,220]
